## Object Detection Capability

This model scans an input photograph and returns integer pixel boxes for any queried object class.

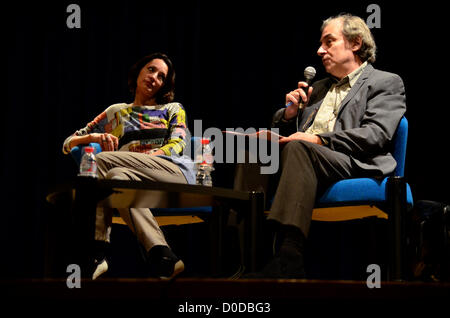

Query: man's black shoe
[147,245,184,279]
[243,246,306,279]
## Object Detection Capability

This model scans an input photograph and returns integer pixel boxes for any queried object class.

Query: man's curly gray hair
[322,14,377,63]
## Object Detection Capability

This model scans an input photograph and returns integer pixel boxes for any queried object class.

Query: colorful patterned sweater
[63,102,195,183]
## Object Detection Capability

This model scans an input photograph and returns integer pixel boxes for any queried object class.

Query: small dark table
[47,177,264,277]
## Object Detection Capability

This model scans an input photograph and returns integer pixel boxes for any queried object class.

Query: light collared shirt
[305,61,367,135]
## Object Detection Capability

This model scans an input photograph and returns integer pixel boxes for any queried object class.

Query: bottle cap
[84,146,94,153]
[201,138,210,145]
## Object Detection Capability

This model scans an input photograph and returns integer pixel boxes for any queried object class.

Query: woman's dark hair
[128,52,176,104]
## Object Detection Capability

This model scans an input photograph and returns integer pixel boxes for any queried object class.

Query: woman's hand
[90,133,119,151]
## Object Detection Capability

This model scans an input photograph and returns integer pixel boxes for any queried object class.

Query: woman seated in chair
[63,52,195,279]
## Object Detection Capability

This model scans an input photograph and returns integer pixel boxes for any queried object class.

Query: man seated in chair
[238,14,406,278]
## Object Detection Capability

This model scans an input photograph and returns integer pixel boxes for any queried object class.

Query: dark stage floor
[3,278,450,314]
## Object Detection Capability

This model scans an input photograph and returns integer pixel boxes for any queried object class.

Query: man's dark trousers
[235,139,362,237]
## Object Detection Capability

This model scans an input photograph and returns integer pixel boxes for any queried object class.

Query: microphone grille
[304,66,316,80]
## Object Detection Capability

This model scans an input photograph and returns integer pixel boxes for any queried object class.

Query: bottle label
[79,156,97,177]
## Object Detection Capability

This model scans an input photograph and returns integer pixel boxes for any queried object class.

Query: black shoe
[243,224,306,279]
[147,245,185,279]
[92,258,109,280]
[243,248,306,279]
[156,258,185,280]
[92,241,109,280]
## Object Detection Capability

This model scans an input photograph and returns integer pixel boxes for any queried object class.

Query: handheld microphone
[285,66,316,108]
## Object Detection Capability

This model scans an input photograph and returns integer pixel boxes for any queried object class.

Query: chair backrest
[392,116,408,177]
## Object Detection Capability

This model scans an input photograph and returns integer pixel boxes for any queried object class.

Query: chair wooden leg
[387,176,407,281]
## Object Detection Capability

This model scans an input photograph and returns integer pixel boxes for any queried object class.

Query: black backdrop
[3,0,448,278]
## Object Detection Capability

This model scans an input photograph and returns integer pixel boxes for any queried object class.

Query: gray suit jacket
[272,64,406,176]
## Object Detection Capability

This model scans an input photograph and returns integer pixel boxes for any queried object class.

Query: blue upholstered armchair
[314,116,413,281]
[317,116,412,207]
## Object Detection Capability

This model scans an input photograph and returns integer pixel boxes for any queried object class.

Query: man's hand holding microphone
[279,66,323,145]
[284,66,316,120]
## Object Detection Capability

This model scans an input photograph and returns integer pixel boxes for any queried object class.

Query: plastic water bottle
[195,138,214,186]
[79,146,98,178]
